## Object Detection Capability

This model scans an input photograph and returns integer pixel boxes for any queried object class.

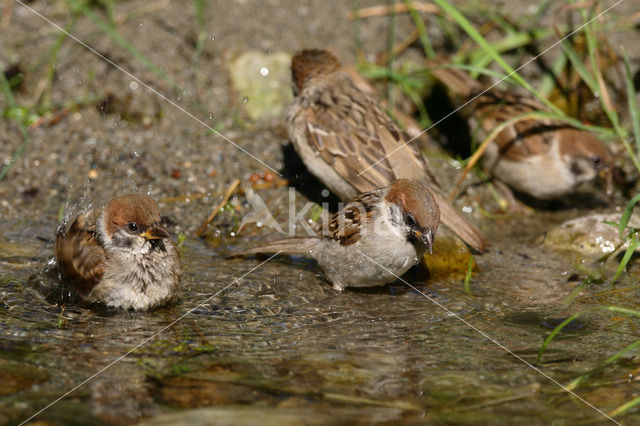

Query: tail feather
[432,192,490,252]
[240,238,319,256]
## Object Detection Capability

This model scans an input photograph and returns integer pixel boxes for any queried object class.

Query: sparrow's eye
[127,222,139,234]
[405,214,417,227]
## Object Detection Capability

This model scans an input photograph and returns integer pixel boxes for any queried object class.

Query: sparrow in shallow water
[55,194,181,310]
[286,49,488,252]
[427,61,613,200]
[242,179,440,292]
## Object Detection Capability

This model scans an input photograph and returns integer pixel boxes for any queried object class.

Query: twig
[348,2,439,20]
[378,28,420,66]
[323,392,423,410]
[196,179,241,237]
[459,386,540,412]
[28,106,73,130]
[247,178,289,191]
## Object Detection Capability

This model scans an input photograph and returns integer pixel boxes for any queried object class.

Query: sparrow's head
[291,49,342,95]
[385,179,440,254]
[560,130,612,185]
[99,194,170,254]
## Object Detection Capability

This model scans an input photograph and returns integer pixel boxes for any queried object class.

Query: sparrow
[427,61,613,200]
[286,49,489,252]
[242,179,440,292]
[55,194,181,311]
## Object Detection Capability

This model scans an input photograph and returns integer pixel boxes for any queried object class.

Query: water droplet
[260,67,269,77]
[242,97,248,103]
[321,189,329,197]
[129,81,138,90]
[594,91,600,98]
[211,35,216,41]
[209,112,214,120]
[139,22,144,27]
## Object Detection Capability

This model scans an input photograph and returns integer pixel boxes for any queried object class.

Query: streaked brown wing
[303,77,435,193]
[55,209,105,295]
[324,190,382,246]
[430,64,560,163]
[474,91,557,161]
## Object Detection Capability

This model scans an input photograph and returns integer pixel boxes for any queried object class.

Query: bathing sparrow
[242,179,440,292]
[55,194,181,310]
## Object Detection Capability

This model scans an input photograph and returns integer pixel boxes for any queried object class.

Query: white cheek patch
[490,141,589,199]
[97,212,112,248]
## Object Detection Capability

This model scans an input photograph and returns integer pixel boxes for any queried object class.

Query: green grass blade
[404,0,435,58]
[601,339,640,368]
[567,339,640,391]
[563,4,640,171]
[468,29,552,71]
[560,38,598,94]
[431,0,523,85]
[612,233,637,283]
[603,305,640,318]
[622,50,640,155]
[537,51,567,97]
[563,275,599,306]
[387,0,398,110]
[536,312,586,364]
[0,71,29,181]
[580,5,622,130]
[610,396,640,418]
[537,305,640,364]
[191,0,207,66]
[463,256,473,295]
[431,0,561,116]
[618,194,640,238]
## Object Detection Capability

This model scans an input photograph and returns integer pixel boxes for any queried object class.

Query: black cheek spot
[570,161,584,176]
[113,233,134,249]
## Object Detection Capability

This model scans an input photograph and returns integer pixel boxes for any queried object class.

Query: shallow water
[2,208,640,425]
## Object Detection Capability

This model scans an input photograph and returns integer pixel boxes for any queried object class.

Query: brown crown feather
[291,49,342,94]
[104,194,162,236]
[385,179,440,232]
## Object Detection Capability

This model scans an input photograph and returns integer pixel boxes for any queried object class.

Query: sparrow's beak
[140,225,169,240]
[413,230,434,254]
